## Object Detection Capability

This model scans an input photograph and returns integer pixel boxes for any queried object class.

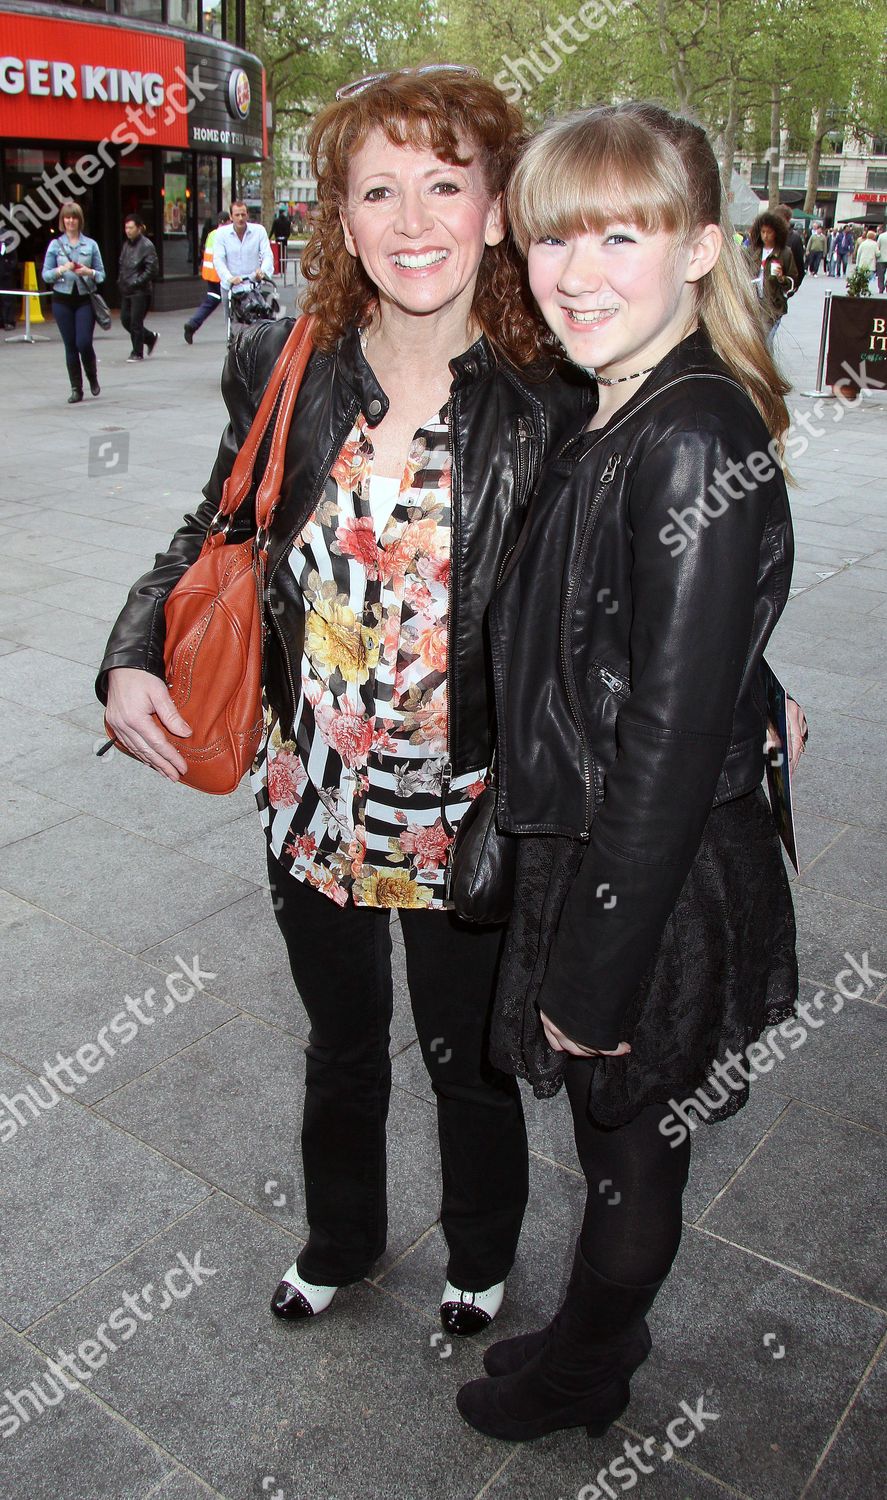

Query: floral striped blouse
[250,405,485,909]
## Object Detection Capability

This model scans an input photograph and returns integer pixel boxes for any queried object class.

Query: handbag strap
[219,313,314,522]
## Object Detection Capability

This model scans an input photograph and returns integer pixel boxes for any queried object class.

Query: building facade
[736,131,887,229]
[0,0,266,306]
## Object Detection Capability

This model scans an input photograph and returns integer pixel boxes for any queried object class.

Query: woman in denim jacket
[42,200,106,403]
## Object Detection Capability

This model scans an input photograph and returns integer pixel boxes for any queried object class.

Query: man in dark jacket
[118,215,159,362]
[269,206,292,275]
[776,205,805,294]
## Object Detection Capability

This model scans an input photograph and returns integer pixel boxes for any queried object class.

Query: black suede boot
[67,386,83,404]
[484,1300,653,1378]
[457,1247,663,1442]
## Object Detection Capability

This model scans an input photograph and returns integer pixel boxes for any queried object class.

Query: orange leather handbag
[106,314,314,795]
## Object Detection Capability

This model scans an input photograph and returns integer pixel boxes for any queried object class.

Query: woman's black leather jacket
[96,320,592,776]
[490,330,794,1048]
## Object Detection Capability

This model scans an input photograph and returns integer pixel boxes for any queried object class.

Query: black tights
[565,1061,692,1286]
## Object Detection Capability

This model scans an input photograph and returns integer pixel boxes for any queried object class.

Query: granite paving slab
[698,1102,886,1304]
[746,983,887,1133]
[0,1056,210,1329]
[1,816,253,951]
[0,1323,173,1500]
[0,782,79,849]
[10,740,256,850]
[94,1015,438,1265]
[483,1433,751,1500]
[623,1226,885,1500]
[0,648,98,713]
[804,1345,887,1499]
[790,884,887,996]
[0,901,236,1102]
[799,825,887,908]
[27,1193,507,1500]
[9,606,118,668]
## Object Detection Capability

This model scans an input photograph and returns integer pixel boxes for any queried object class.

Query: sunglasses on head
[335,64,480,102]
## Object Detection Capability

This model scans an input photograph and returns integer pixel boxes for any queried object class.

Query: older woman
[97,68,590,1337]
[42,201,105,403]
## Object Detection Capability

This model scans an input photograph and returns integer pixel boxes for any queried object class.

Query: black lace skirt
[490,787,798,1128]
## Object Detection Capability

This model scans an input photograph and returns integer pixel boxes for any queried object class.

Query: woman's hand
[105,668,191,781]
[540,1011,631,1059]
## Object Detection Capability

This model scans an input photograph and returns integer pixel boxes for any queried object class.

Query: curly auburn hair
[301,68,551,366]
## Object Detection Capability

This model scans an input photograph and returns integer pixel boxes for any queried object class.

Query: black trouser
[120,290,154,356]
[564,1062,692,1286]
[52,293,97,387]
[186,288,222,332]
[268,851,529,1290]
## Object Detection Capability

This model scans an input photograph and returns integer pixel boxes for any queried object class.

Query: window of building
[870,137,887,156]
[782,164,806,188]
[118,0,163,21]
[750,163,769,188]
[818,167,840,188]
[866,167,887,191]
[167,0,198,27]
[161,150,194,276]
[201,0,224,37]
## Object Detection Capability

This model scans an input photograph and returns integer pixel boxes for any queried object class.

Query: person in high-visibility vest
[183,211,230,344]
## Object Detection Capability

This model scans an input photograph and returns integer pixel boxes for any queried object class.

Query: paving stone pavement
[0,276,884,1500]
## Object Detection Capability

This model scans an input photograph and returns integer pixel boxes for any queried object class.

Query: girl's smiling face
[527,220,720,379]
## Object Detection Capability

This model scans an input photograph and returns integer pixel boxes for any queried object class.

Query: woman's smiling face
[527,220,719,378]
[340,128,505,325]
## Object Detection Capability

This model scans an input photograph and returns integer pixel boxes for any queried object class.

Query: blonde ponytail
[698,224,791,451]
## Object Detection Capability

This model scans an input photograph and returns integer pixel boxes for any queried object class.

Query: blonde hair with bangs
[508,103,790,446]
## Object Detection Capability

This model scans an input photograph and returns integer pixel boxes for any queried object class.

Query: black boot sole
[456,1373,630,1443]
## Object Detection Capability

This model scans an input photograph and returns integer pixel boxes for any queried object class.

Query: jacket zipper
[596,663,629,697]
[560,452,622,835]
[445,390,460,772]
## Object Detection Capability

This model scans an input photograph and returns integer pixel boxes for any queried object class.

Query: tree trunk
[719,79,741,195]
[261,116,276,228]
[768,83,781,209]
[804,104,825,216]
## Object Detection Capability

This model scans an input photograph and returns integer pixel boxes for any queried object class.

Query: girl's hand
[105,667,191,781]
[540,1011,631,1058]
[766,698,809,775]
[786,696,808,774]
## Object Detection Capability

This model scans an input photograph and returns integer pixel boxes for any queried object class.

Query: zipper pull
[439,757,455,839]
[601,453,621,483]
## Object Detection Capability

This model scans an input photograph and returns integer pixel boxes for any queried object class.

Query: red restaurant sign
[0,15,189,147]
[0,10,266,158]
[854,192,887,204]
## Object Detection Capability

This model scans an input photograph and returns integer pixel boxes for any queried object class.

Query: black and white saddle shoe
[270,1261,338,1321]
[440,1280,506,1336]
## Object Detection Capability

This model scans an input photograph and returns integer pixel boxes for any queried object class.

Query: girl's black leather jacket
[96,320,591,776]
[490,329,794,1048]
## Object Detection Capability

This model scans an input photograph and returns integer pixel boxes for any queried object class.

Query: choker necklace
[590,365,654,386]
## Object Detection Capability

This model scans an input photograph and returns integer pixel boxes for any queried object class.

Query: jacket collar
[333,325,495,428]
[559,327,737,463]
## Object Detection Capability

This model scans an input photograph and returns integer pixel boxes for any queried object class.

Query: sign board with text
[825,296,887,390]
[0,7,265,160]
